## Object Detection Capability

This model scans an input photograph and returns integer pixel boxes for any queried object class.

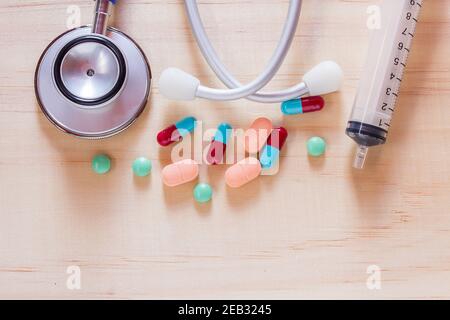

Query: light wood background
[0,0,449,300]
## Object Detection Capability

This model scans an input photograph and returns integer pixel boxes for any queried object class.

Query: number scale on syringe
[376,1,422,131]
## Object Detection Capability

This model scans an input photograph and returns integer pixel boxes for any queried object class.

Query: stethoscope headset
[35,0,342,139]
[159,0,343,103]
[35,0,151,139]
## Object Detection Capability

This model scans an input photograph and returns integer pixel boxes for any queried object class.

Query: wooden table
[0,0,449,299]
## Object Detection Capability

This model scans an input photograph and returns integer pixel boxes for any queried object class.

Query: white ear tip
[159,68,200,101]
[303,61,344,96]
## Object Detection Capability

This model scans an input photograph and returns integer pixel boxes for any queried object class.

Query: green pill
[92,154,111,174]
[193,183,213,203]
[132,157,152,177]
[307,137,326,157]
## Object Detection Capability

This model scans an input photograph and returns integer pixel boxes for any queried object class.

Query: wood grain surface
[0,0,449,299]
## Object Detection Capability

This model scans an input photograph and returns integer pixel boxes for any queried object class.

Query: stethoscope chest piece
[55,34,126,106]
[35,0,151,139]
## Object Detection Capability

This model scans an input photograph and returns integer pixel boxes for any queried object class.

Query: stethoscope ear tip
[303,61,344,96]
[159,68,200,101]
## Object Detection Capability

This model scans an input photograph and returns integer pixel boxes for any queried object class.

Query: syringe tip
[353,145,369,169]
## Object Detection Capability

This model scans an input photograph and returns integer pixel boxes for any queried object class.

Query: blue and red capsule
[259,127,288,169]
[157,116,197,147]
[281,96,325,115]
[206,123,232,165]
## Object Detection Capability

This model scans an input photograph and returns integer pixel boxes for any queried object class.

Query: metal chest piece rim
[34,0,151,139]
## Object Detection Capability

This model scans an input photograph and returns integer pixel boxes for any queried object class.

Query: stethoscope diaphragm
[54,34,127,107]
[35,0,151,139]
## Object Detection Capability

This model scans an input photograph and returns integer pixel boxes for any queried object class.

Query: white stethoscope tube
[188,0,302,101]
[159,0,344,102]
[185,0,308,103]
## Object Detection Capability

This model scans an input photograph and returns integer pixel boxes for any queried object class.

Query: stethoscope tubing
[185,0,308,103]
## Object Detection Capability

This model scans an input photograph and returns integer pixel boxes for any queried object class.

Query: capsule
[206,123,232,165]
[259,127,288,169]
[281,96,325,115]
[162,159,199,187]
[225,157,262,188]
[244,117,273,154]
[157,116,197,147]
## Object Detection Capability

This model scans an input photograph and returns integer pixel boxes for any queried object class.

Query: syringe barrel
[346,0,422,148]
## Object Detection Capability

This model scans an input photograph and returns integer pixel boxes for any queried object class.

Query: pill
[193,183,213,203]
[206,122,233,165]
[281,96,325,115]
[92,154,111,174]
[157,116,197,147]
[244,117,273,154]
[259,127,288,169]
[225,157,262,188]
[162,159,199,187]
[307,136,326,157]
[132,157,152,177]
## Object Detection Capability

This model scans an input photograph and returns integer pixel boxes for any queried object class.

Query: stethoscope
[35,0,343,139]
[159,0,343,102]
[35,0,151,139]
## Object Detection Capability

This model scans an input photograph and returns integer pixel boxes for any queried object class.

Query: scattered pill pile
[91,115,327,204]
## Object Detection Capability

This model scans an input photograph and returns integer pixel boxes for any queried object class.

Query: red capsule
[266,127,288,150]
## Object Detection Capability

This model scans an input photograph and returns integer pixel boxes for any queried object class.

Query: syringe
[346,0,423,169]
